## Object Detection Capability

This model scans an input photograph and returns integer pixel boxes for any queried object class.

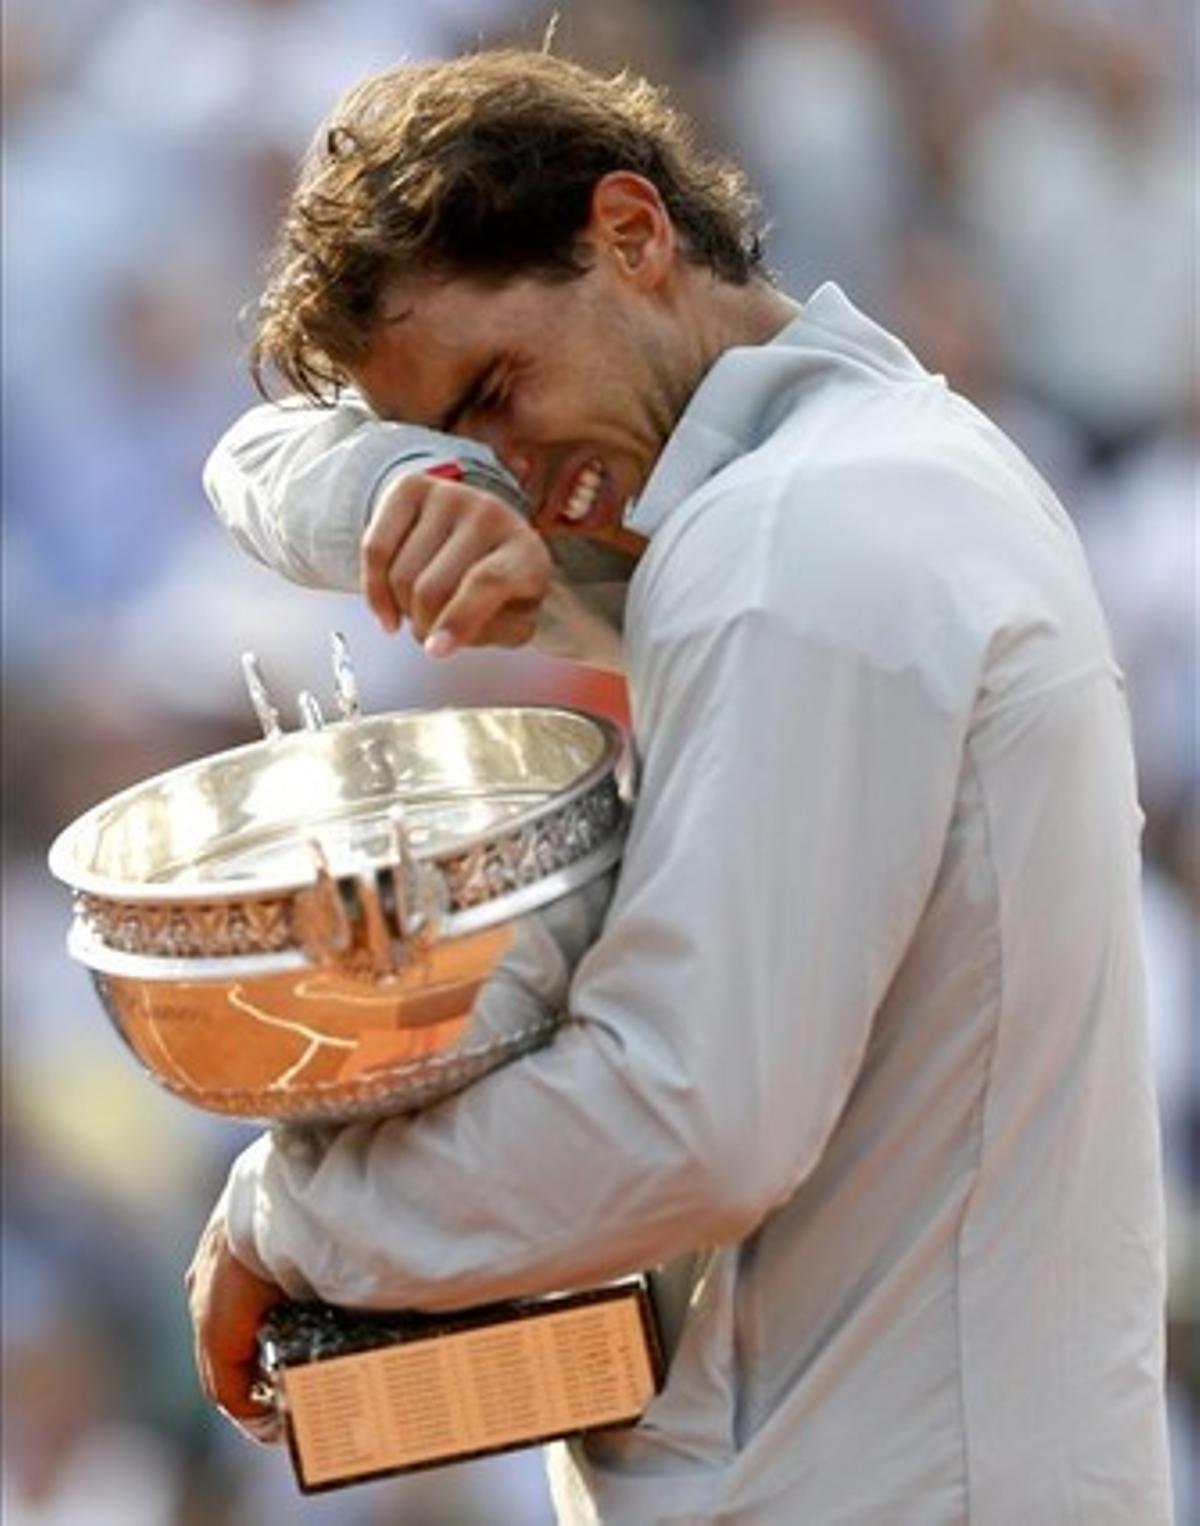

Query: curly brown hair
[251,50,767,399]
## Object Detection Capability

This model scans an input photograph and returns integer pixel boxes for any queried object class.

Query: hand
[186,1210,285,1443]
[361,472,553,655]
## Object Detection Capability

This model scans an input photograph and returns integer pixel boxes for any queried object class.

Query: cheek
[514,377,593,437]
[522,344,651,449]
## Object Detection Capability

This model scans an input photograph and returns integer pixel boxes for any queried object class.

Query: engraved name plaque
[260,1276,664,1492]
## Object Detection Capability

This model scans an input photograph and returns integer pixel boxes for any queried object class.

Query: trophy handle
[241,651,282,739]
[243,630,363,739]
[293,822,442,976]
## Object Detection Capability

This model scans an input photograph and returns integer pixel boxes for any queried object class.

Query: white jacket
[207,284,1171,1524]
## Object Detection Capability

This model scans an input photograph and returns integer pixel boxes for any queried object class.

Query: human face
[347,262,691,556]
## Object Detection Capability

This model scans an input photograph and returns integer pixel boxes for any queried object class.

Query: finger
[193,1316,256,1411]
[406,506,518,640]
[215,1365,273,1422]
[211,1361,283,1446]
[360,478,426,631]
[381,499,461,631]
[396,483,536,634]
[424,602,540,657]
[196,1325,280,1439]
[186,1218,284,1427]
[426,537,552,654]
[236,1411,285,1447]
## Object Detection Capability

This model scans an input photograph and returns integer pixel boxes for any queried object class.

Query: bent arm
[203,398,626,668]
[222,573,968,1311]
[203,397,503,590]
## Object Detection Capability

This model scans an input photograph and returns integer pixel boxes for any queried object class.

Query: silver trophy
[48,636,662,1491]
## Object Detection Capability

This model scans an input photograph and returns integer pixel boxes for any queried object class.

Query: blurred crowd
[2,1,1196,1520]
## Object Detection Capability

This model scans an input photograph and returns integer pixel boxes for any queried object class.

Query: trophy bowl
[49,672,627,1124]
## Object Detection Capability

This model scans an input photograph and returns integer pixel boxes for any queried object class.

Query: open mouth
[558,458,606,526]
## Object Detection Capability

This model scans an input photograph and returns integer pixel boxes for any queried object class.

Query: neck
[711,277,799,354]
[657,271,798,427]
[634,269,799,463]
[680,272,798,388]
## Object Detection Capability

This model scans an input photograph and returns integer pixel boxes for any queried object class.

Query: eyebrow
[376,304,495,433]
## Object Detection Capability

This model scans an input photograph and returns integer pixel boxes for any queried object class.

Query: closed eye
[440,364,507,432]
[471,376,509,418]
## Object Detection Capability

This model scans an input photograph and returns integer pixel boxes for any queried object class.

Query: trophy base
[258,1276,664,1493]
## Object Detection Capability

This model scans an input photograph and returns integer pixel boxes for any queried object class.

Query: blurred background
[2,0,1196,1520]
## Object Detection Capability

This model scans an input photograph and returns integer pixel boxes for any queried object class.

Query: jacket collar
[624,282,928,539]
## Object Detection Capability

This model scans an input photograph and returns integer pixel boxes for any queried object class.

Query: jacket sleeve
[202,398,627,670]
[203,397,480,591]
[222,515,970,1310]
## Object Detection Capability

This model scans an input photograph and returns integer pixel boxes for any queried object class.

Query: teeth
[562,461,603,523]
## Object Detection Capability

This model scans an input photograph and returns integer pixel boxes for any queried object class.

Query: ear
[586,172,676,290]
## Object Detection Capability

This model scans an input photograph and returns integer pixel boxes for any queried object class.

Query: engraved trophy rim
[49,702,628,980]
[49,701,623,902]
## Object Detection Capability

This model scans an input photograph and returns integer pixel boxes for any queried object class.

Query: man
[189,50,1172,1523]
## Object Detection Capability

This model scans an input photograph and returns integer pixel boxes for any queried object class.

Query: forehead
[350,275,571,423]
